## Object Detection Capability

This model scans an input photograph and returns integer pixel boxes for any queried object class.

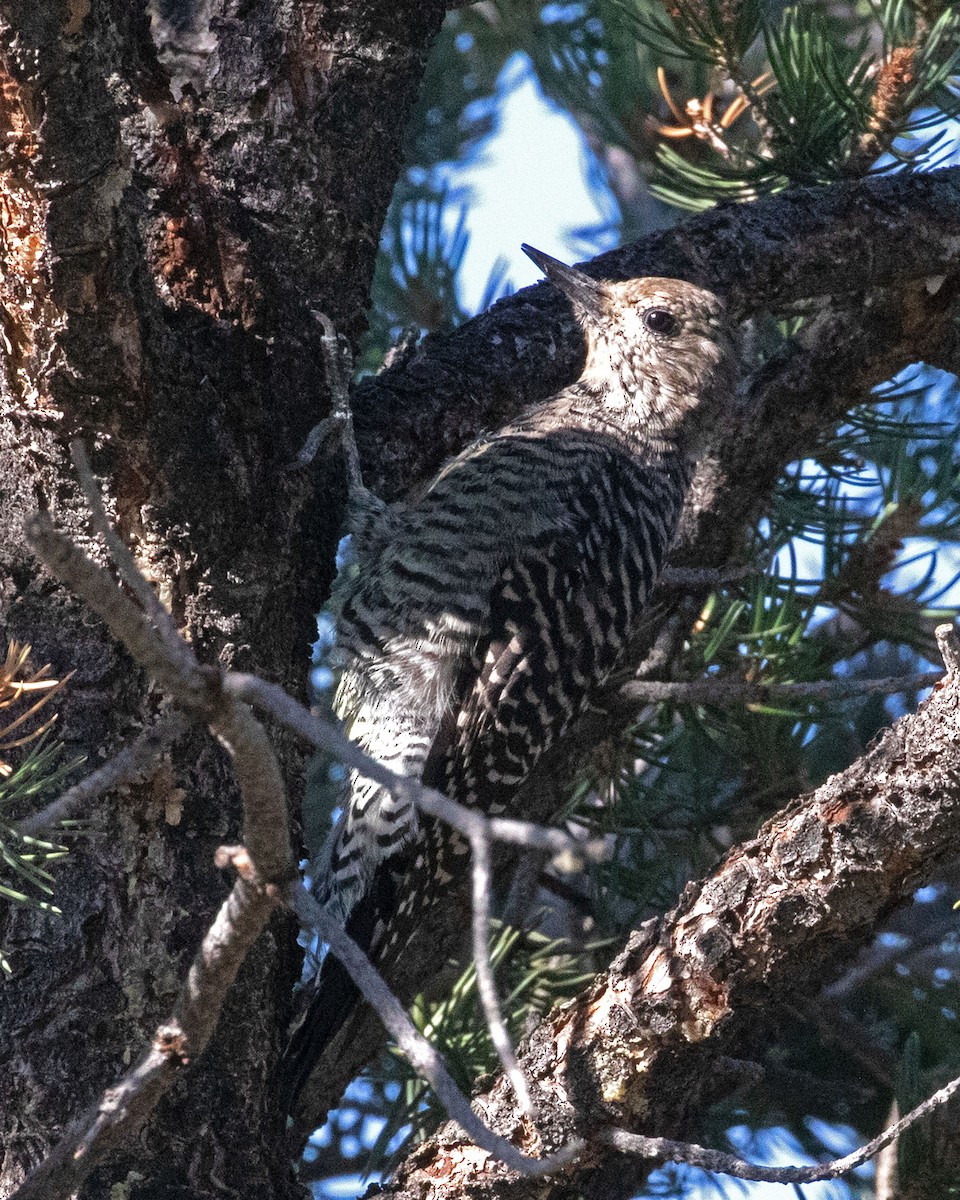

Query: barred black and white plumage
[280,246,739,1112]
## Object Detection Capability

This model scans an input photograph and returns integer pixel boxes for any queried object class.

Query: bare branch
[15,516,294,1200]
[657,564,756,588]
[616,670,941,708]
[12,877,277,1200]
[24,513,209,709]
[227,671,605,1126]
[20,512,584,1191]
[207,693,293,885]
[290,312,365,491]
[69,439,196,679]
[374,656,960,1199]
[224,673,608,865]
[468,821,534,1119]
[225,672,613,1129]
[598,1069,960,1183]
[285,880,580,1177]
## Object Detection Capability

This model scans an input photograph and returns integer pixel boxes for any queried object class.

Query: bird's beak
[521,243,605,320]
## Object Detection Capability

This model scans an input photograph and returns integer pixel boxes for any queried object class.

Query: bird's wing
[281,448,686,1118]
[436,544,614,813]
[428,455,668,816]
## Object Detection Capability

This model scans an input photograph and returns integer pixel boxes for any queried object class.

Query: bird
[279,245,739,1114]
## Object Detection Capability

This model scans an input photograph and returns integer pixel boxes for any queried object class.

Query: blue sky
[448,55,609,311]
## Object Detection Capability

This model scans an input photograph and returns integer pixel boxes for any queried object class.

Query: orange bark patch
[0,57,56,401]
[424,1143,492,1180]
[148,140,262,327]
[153,202,261,326]
[821,795,859,823]
[63,0,91,37]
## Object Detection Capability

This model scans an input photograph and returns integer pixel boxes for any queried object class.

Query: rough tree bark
[2,4,960,1197]
[0,3,446,1197]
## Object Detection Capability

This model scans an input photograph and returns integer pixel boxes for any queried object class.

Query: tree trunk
[0,3,445,1196]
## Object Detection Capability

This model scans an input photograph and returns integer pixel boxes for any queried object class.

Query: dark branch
[615,670,941,709]
[354,167,960,501]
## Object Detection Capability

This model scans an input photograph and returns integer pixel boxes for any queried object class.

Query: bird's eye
[643,308,677,336]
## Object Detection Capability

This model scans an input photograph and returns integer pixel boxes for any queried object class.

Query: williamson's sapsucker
[280,245,739,1113]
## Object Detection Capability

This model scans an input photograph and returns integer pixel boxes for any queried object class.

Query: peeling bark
[0,3,446,1197]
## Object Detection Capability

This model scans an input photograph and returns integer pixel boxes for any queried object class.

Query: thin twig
[228,672,587,1118]
[16,515,293,1200]
[208,692,294,886]
[468,821,534,1118]
[617,671,941,708]
[292,311,368,493]
[227,673,591,1119]
[25,513,209,709]
[315,312,363,494]
[21,513,585,1191]
[598,1068,960,1183]
[12,877,277,1200]
[286,880,576,1176]
[15,711,190,840]
[630,603,698,683]
[69,440,193,676]
[224,673,608,865]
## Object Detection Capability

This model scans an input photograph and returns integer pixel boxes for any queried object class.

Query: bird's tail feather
[277,861,398,1117]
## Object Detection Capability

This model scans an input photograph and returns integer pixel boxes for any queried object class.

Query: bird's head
[522,244,739,458]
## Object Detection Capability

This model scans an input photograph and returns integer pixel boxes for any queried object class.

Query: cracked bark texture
[294,166,960,1132]
[0,2,446,1198]
[372,664,960,1200]
[2,1,960,1193]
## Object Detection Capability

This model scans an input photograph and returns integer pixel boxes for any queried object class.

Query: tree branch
[599,1069,960,1184]
[354,167,960,501]
[226,673,608,865]
[373,639,960,1198]
[16,514,591,1196]
[615,670,941,709]
[13,710,190,841]
[284,882,581,1179]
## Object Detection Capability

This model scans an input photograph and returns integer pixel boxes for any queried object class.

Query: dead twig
[599,1069,960,1183]
[617,671,941,709]
[14,711,189,840]
[15,504,586,1197]
[224,673,608,868]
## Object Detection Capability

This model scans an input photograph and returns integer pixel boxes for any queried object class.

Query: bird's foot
[290,312,379,524]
